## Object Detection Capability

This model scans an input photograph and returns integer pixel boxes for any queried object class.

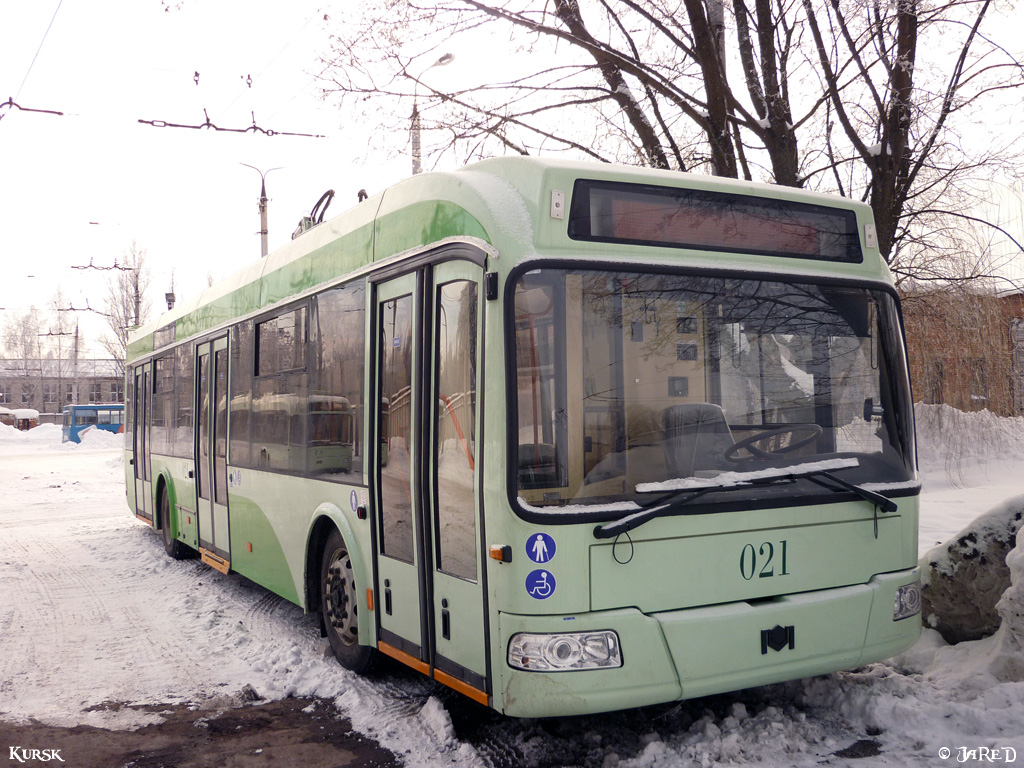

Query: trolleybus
[63,403,125,443]
[124,157,921,717]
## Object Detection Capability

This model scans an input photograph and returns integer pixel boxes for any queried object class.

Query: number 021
[739,540,789,581]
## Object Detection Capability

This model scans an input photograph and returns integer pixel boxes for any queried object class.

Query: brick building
[902,289,1024,417]
[0,359,124,423]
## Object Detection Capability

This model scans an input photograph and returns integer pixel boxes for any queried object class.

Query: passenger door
[196,337,231,573]
[132,362,153,521]
[372,258,488,704]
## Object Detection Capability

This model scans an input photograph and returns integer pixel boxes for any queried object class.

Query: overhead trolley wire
[15,0,65,101]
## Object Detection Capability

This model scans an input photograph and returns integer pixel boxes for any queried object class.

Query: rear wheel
[321,529,377,674]
[159,487,189,560]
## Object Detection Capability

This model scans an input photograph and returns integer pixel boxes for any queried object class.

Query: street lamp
[411,53,454,175]
[240,164,282,258]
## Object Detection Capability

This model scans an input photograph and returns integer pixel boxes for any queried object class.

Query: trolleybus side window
[230,320,255,468]
[252,306,308,472]
[514,277,568,491]
[152,355,175,456]
[309,279,366,478]
[174,343,195,458]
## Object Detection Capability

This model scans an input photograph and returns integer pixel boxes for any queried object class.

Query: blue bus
[62,404,125,443]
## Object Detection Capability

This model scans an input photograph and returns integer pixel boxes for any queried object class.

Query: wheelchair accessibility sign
[526,569,556,600]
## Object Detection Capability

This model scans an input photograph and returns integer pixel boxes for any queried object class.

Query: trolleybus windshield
[512,268,915,515]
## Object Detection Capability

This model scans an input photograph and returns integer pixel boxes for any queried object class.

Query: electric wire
[15,0,65,101]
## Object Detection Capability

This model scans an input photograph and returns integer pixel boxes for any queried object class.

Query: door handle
[441,598,451,640]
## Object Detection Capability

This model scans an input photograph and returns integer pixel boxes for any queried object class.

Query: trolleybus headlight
[893,581,922,621]
[507,630,622,672]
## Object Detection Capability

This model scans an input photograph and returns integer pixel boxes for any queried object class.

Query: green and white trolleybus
[124,157,921,717]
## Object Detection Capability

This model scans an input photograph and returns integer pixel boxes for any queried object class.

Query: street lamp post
[411,53,454,175]
[241,164,282,257]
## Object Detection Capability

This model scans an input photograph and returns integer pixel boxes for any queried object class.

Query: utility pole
[241,164,282,257]
[132,267,141,327]
[73,321,79,403]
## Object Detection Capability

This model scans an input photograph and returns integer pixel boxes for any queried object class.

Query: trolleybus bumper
[497,568,921,718]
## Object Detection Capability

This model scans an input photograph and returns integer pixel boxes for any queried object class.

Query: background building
[902,290,1024,417]
[0,359,124,424]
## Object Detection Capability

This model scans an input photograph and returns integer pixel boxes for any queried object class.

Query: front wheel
[321,529,377,674]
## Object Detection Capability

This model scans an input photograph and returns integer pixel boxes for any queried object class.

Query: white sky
[0,0,414,356]
[2,1,1022,357]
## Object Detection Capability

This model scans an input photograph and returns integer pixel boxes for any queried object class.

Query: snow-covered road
[1,409,1023,767]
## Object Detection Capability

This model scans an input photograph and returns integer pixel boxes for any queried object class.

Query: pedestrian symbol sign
[526,532,556,564]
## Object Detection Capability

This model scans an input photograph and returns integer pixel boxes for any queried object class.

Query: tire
[321,529,377,674]
[159,487,190,560]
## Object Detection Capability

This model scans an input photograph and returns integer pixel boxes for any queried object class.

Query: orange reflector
[367,589,374,611]
[246,542,252,552]
[489,545,512,563]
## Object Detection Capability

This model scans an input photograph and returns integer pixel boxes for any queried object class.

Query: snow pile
[0,422,124,451]
[75,426,126,450]
[915,403,1024,484]
[991,525,1024,682]
[0,422,63,445]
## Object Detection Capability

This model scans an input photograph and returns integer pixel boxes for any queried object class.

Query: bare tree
[101,242,152,375]
[2,307,45,406]
[319,0,1024,279]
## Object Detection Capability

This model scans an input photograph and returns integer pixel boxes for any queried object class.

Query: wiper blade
[593,483,750,539]
[592,463,897,540]
[803,470,898,539]
[804,471,897,513]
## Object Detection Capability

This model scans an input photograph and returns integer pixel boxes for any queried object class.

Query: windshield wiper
[592,466,897,540]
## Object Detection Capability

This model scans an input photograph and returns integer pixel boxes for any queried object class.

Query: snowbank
[921,495,1024,642]
[915,403,1024,485]
[0,421,124,452]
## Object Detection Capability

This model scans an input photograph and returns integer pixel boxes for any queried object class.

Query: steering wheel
[724,424,823,462]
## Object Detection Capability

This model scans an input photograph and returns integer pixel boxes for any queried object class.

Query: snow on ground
[1,408,1023,766]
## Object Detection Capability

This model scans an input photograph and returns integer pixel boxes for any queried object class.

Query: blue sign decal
[526,532,556,564]
[350,490,359,513]
[525,569,556,600]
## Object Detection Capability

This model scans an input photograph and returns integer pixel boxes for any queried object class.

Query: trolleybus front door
[196,337,231,574]
[132,362,154,521]
[374,261,488,703]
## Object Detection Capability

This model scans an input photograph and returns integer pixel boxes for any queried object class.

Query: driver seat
[662,403,734,478]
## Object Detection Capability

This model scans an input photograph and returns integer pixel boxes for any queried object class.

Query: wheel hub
[325,554,358,645]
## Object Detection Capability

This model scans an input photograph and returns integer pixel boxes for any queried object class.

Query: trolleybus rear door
[373,261,489,703]
[196,337,231,574]
[132,362,154,521]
